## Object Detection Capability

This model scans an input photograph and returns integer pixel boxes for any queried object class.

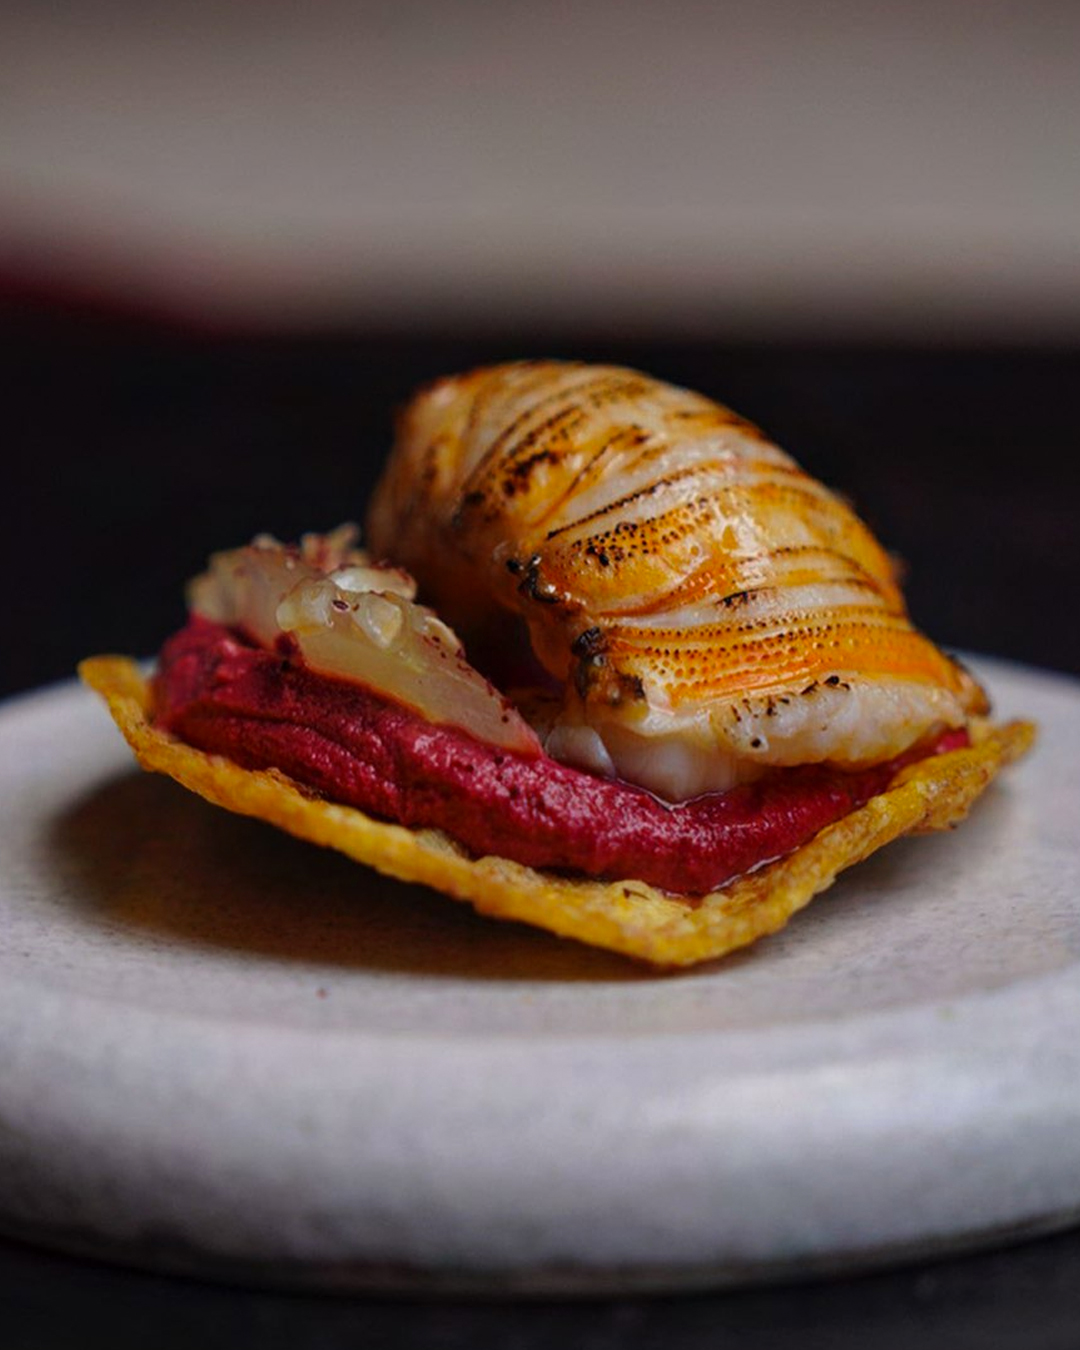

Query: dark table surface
[4,304,1079,1347]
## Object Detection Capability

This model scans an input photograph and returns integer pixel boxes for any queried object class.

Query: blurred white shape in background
[0,0,1077,336]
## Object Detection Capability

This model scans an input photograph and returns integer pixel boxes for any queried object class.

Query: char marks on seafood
[368,362,987,799]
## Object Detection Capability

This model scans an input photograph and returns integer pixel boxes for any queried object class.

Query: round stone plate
[0,655,1077,1293]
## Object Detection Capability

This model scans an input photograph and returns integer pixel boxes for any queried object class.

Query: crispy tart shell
[79,655,1034,968]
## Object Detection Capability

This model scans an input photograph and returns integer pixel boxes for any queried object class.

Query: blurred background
[4,0,1079,697]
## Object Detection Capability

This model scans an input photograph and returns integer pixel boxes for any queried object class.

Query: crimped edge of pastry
[79,654,1035,968]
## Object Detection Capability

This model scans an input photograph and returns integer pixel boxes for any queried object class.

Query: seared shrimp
[367,362,986,800]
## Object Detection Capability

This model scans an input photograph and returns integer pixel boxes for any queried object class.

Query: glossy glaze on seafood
[368,362,987,799]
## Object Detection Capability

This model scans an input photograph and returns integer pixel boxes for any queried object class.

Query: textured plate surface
[0,656,1078,1291]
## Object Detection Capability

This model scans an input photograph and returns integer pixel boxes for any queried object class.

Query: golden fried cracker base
[79,655,1035,968]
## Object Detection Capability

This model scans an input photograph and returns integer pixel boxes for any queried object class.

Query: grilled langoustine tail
[367,361,988,801]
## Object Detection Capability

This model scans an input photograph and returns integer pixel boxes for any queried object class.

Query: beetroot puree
[154,617,968,895]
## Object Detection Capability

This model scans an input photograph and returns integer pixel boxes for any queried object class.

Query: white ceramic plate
[1,656,1078,1292]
